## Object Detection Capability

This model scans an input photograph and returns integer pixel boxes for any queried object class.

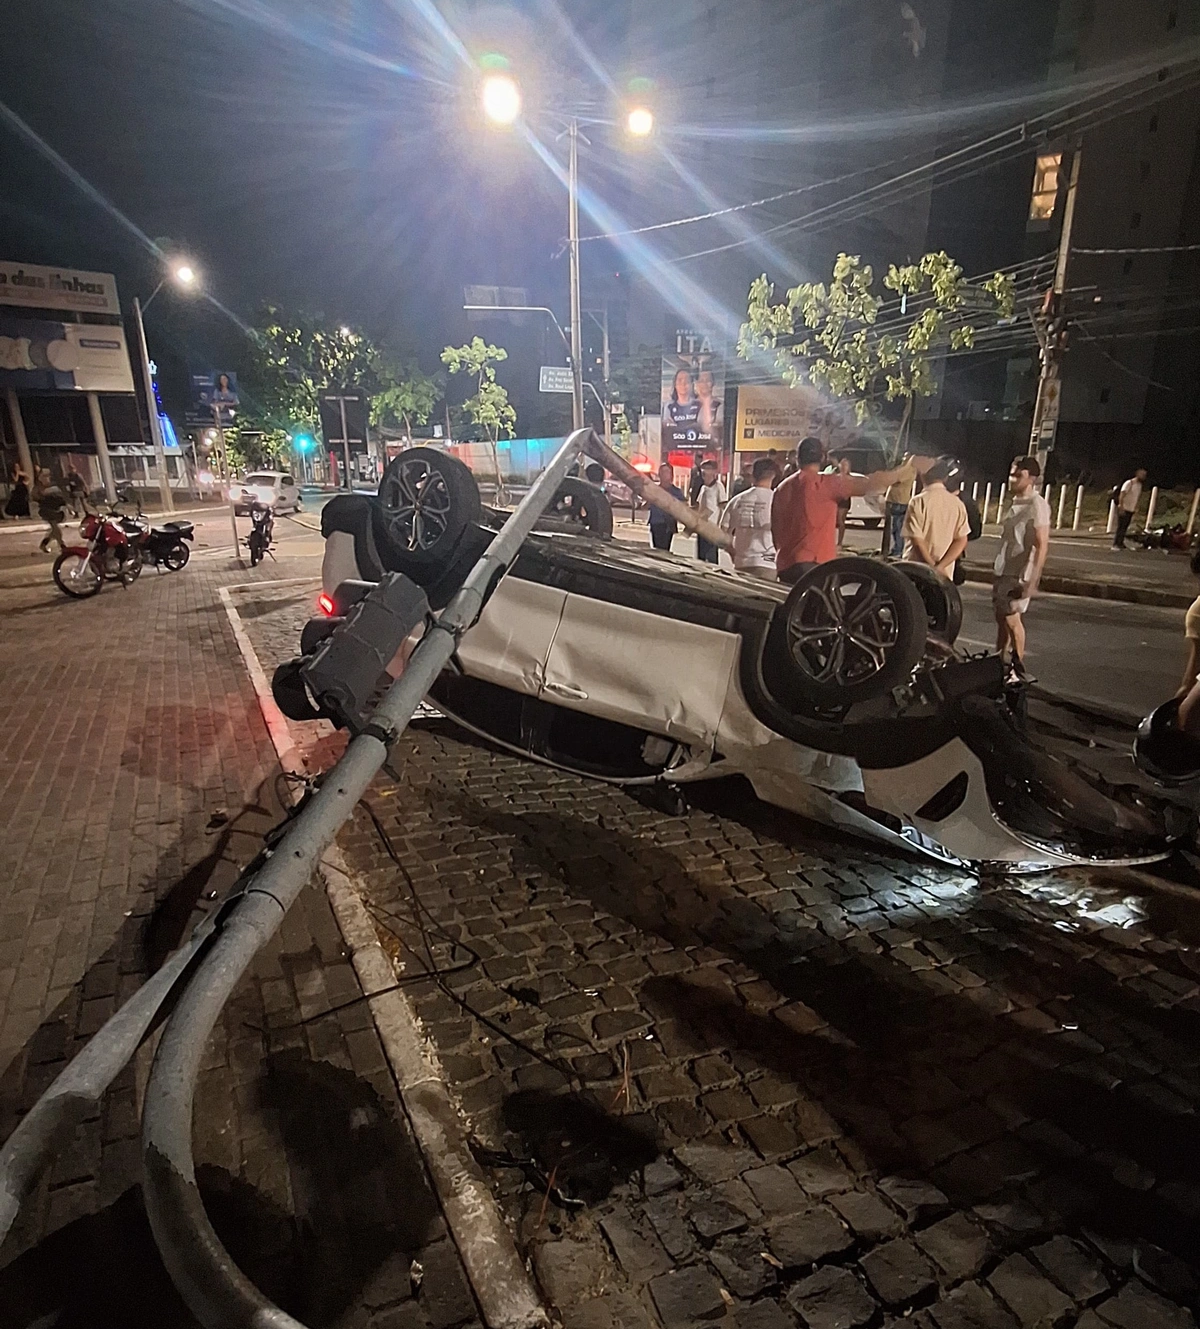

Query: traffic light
[292,433,316,453]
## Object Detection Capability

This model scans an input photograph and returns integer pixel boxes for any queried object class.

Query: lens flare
[627,107,654,138]
[481,74,521,126]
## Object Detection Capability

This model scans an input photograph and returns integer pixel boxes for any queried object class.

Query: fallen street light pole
[579,431,734,551]
[138,429,590,1329]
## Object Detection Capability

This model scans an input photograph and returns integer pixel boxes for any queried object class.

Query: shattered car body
[280,448,1190,874]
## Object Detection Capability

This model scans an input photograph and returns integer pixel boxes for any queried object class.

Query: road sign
[539,365,574,394]
[317,387,369,448]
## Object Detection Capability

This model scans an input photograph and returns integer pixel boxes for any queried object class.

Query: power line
[1072,323,1175,389]
[1073,243,1200,255]
[668,56,1200,263]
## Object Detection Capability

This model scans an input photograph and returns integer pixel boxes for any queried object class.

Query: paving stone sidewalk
[0,556,480,1329]
[246,587,1200,1329]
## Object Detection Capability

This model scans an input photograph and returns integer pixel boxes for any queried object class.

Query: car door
[454,575,567,699]
[279,474,298,510]
[540,592,740,749]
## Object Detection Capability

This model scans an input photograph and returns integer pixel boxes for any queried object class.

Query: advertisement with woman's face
[661,327,724,452]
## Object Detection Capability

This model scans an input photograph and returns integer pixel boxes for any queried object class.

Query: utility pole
[567,117,584,431]
[1030,146,1080,474]
[131,297,175,513]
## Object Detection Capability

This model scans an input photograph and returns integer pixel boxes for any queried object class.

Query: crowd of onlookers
[645,438,1052,681]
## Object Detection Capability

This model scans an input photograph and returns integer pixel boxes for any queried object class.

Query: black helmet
[1134,697,1200,786]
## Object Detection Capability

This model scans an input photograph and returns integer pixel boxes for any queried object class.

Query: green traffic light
[292,433,315,453]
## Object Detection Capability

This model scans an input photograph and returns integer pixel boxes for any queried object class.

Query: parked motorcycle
[246,501,274,567]
[107,488,194,571]
[140,520,195,570]
[53,508,143,598]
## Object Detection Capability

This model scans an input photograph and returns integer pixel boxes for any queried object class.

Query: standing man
[1112,466,1147,550]
[730,460,755,497]
[993,455,1051,678]
[882,466,917,558]
[33,469,67,554]
[693,458,727,564]
[772,437,916,584]
[903,457,969,577]
[720,457,779,579]
[648,462,684,552]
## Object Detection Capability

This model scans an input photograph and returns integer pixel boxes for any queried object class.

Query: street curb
[218,584,550,1329]
[963,566,1193,609]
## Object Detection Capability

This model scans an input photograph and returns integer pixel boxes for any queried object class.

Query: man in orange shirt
[772,437,917,584]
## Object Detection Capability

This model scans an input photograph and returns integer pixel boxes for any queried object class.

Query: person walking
[63,465,87,518]
[648,462,684,552]
[992,455,1051,679]
[772,437,915,584]
[903,457,969,577]
[720,457,779,580]
[33,469,67,554]
[693,458,727,564]
[1112,467,1147,550]
[882,466,917,557]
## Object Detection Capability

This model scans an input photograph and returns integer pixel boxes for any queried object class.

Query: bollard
[1056,483,1068,530]
[971,481,979,502]
[1107,500,1117,534]
[1188,487,1200,535]
[995,489,1006,526]
[1073,484,1084,531]
[982,482,992,525]
[1145,485,1159,533]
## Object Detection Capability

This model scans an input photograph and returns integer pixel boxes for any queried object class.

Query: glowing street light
[481,73,521,126]
[627,106,654,138]
[173,262,197,288]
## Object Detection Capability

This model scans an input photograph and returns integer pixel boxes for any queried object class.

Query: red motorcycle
[53,508,144,598]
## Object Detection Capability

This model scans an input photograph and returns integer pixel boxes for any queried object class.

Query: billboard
[733,384,857,454]
[0,260,121,317]
[0,315,135,393]
[190,371,239,426]
[660,325,724,456]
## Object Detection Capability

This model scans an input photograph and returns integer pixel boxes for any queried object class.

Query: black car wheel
[893,561,962,644]
[538,477,614,538]
[772,557,926,706]
[378,447,481,580]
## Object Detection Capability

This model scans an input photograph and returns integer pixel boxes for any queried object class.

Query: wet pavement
[243,587,1200,1329]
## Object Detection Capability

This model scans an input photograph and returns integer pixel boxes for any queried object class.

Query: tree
[371,362,442,441]
[441,337,516,495]
[738,252,1016,453]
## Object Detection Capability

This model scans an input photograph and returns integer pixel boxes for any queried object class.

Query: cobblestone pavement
[246,588,1200,1329]
[0,548,480,1329]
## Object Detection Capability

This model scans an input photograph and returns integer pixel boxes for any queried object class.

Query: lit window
[1029,152,1061,221]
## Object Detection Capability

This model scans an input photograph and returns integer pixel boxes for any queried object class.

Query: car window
[281,476,294,487]
[244,474,277,486]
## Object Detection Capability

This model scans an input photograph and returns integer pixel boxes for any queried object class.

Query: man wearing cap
[902,457,970,578]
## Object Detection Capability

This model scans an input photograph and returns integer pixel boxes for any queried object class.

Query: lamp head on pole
[481,73,521,126]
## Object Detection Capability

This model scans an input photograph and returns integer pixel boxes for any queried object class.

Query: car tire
[769,557,926,707]
[540,477,614,538]
[893,561,962,644]
[377,447,481,582]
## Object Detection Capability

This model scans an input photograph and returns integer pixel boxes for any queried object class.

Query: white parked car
[275,448,1188,874]
[233,471,301,516]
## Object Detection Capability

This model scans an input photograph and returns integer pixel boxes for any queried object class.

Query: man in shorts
[993,455,1051,679]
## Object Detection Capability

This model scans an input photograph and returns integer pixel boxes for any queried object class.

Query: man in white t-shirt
[720,457,779,579]
[1112,467,1147,550]
[993,455,1051,677]
[693,459,727,564]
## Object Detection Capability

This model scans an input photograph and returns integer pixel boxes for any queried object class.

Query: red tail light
[318,592,335,616]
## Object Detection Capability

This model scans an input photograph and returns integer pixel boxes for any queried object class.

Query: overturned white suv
[274,447,1188,873]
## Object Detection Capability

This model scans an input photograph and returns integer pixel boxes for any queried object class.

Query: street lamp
[132,260,199,512]
[627,107,654,138]
[481,74,521,126]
